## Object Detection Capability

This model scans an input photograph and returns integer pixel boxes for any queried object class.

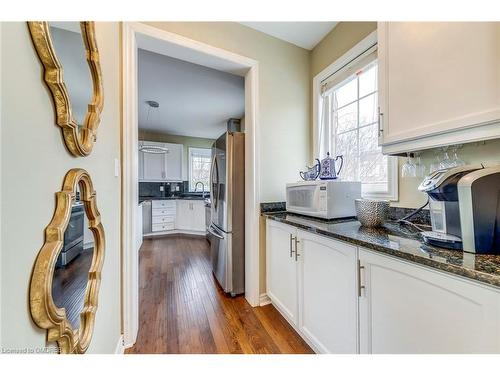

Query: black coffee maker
[418,164,500,254]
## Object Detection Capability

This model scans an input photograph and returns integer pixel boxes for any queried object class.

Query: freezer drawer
[209,225,229,292]
[209,224,245,296]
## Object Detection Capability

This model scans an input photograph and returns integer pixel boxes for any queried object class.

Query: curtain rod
[320,42,377,86]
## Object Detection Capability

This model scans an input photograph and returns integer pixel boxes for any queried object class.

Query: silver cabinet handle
[294,237,300,262]
[289,234,296,258]
[358,260,365,297]
[378,106,384,138]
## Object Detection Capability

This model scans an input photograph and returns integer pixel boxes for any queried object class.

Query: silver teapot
[319,152,343,180]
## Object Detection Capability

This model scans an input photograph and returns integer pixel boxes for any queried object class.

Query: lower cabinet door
[358,248,500,354]
[297,230,358,353]
[175,200,191,230]
[266,220,298,326]
[191,201,206,232]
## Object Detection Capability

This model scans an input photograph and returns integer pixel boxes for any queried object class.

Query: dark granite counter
[263,211,500,289]
[139,196,207,203]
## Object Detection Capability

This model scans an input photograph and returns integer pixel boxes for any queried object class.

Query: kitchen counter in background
[263,211,500,289]
[139,195,207,203]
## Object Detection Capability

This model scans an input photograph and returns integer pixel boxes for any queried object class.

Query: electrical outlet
[159,186,164,192]
[175,186,180,191]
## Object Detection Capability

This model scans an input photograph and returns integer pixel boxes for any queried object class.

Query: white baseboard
[114,335,125,354]
[259,293,272,306]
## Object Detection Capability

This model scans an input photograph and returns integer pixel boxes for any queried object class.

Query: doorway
[121,22,261,349]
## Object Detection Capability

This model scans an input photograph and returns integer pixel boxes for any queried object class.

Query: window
[188,147,212,192]
[317,40,397,200]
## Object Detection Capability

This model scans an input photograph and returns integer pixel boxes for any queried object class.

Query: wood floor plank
[125,234,313,354]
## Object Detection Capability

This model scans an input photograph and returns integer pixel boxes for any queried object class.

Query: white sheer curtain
[318,91,331,159]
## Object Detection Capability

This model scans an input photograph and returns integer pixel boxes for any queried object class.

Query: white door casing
[122,22,260,348]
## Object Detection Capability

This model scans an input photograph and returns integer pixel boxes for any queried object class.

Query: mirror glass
[52,186,94,330]
[48,22,93,130]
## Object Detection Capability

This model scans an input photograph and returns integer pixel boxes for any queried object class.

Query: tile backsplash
[139,181,189,198]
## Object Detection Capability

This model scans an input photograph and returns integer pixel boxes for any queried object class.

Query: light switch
[114,158,120,177]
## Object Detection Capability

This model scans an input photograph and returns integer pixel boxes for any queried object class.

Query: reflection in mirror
[52,185,94,330]
[48,22,93,129]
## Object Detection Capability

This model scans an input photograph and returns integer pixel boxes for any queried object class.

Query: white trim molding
[114,335,125,354]
[259,293,272,306]
[312,30,398,201]
[313,31,378,160]
[121,22,261,349]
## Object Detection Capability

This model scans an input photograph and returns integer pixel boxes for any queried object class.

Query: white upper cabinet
[140,141,167,181]
[358,248,500,354]
[165,142,183,181]
[139,141,183,182]
[378,22,500,154]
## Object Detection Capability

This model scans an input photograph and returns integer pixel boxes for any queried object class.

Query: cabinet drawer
[152,216,175,224]
[152,208,176,216]
[152,222,174,232]
[152,200,176,209]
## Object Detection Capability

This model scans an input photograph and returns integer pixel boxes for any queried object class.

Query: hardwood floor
[126,235,313,354]
[52,247,93,329]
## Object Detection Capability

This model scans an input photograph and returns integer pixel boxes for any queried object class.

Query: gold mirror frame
[30,169,105,354]
[27,22,104,157]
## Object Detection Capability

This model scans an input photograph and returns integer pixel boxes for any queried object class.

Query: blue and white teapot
[319,152,343,180]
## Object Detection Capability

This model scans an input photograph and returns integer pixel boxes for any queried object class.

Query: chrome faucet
[194,181,206,198]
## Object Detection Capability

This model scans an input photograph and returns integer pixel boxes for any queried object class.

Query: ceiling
[138,49,245,139]
[240,22,338,50]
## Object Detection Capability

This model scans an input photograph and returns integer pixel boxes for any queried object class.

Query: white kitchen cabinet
[139,141,183,182]
[165,142,183,181]
[151,200,176,232]
[140,141,167,181]
[378,22,500,154]
[175,200,206,232]
[297,229,358,353]
[266,220,299,326]
[358,248,500,353]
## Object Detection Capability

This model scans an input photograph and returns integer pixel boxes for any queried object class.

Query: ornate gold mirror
[28,22,103,157]
[30,169,105,353]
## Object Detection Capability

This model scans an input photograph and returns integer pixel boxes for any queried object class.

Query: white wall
[145,22,311,202]
[0,22,121,353]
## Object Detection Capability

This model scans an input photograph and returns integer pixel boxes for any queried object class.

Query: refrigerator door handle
[208,224,224,239]
[210,153,219,211]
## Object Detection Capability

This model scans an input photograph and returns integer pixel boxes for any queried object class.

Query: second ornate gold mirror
[28,22,103,157]
[30,169,105,353]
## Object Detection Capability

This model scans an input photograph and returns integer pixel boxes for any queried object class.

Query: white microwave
[286,180,361,219]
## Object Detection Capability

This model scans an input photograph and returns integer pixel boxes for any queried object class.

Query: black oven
[56,202,85,267]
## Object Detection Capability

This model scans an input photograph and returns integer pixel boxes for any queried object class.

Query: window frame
[312,30,398,201]
[188,146,212,193]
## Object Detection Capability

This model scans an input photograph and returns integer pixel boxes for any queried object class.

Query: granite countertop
[139,195,207,203]
[263,211,500,289]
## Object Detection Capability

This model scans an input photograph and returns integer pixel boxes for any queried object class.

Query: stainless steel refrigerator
[208,131,245,296]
